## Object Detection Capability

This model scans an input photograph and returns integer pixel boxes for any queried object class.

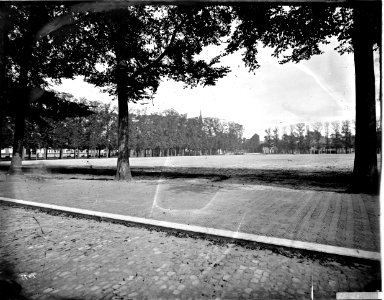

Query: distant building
[1,147,13,158]
[262,146,278,154]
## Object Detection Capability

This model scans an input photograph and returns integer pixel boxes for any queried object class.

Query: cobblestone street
[0,205,380,299]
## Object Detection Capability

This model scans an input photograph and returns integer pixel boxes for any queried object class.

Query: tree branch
[132,20,184,77]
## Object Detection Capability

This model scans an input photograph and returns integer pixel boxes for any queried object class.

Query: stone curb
[0,196,380,261]
[336,292,383,299]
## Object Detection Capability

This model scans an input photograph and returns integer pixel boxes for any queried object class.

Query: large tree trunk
[8,6,42,174]
[9,88,28,174]
[351,5,379,193]
[0,4,9,147]
[115,63,132,181]
[112,19,132,181]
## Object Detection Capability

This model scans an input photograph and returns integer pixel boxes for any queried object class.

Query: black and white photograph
[0,0,381,299]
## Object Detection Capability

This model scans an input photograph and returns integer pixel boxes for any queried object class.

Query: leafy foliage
[63,5,232,102]
[228,4,381,67]
[128,110,244,155]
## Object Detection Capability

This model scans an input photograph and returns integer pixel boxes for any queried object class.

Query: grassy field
[0,153,356,171]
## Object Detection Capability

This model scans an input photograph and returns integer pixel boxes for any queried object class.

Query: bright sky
[51,41,379,139]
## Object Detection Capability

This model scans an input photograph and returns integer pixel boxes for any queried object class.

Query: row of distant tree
[261,121,382,154]
[2,93,381,158]
[2,96,246,158]
[129,109,245,157]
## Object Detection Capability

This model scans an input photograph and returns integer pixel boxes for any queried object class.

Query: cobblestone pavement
[0,177,380,252]
[0,205,380,300]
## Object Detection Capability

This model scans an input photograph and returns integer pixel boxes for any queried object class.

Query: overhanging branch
[132,20,184,77]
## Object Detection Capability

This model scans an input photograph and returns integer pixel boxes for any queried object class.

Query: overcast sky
[52,40,378,139]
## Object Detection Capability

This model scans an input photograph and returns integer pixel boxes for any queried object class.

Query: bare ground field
[0,153,380,252]
[1,154,375,192]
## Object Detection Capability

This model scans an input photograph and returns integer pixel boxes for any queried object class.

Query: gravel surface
[0,205,380,300]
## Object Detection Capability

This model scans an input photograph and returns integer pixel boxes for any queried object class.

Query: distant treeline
[128,109,246,157]
[2,97,250,158]
[261,121,382,154]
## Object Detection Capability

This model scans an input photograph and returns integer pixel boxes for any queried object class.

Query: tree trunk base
[348,169,379,194]
[115,159,132,181]
[8,155,23,175]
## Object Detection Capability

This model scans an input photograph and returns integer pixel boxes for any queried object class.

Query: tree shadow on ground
[0,165,354,193]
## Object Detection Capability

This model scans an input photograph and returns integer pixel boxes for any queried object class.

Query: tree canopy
[227,3,381,193]
[227,4,380,66]
[2,3,99,172]
[56,4,233,179]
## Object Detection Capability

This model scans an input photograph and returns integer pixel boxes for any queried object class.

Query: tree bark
[110,18,132,180]
[9,6,46,174]
[115,62,132,180]
[0,4,9,147]
[9,82,28,174]
[351,5,379,193]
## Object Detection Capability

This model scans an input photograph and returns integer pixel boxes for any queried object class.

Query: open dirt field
[1,154,368,192]
[0,153,357,171]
